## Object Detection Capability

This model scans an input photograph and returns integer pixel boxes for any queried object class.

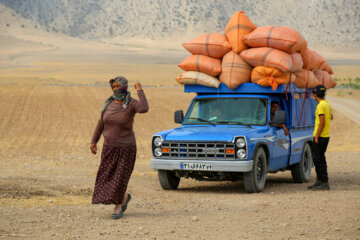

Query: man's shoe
[307,181,322,190]
[320,182,330,190]
[308,181,330,190]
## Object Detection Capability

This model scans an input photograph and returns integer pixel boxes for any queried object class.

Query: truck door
[269,126,290,171]
[269,100,290,171]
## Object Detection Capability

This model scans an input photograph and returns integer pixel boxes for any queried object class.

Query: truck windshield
[183,98,267,126]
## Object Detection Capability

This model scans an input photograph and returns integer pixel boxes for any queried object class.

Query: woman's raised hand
[134,83,142,90]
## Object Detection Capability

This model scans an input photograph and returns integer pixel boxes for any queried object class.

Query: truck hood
[163,125,257,142]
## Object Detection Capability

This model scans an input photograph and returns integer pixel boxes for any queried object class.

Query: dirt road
[0,83,359,240]
[327,96,360,125]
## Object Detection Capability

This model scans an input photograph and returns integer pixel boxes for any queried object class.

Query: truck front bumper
[150,158,253,172]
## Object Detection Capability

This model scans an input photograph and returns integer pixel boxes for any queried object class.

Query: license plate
[180,162,212,170]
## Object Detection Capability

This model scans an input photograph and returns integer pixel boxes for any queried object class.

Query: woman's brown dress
[91,90,148,204]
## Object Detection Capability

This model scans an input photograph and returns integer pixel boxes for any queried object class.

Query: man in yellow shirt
[308,85,333,190]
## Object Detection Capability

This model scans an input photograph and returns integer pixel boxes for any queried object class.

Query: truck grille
[161,142,236,160]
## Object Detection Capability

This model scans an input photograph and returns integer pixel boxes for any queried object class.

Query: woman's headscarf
[100,76,131,112]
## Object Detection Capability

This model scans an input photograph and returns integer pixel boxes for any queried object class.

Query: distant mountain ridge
[1,0,359,48]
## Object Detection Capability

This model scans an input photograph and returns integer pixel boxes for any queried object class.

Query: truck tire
[291,143,312,183]
[158,170,180,190]
[243,147,267,193]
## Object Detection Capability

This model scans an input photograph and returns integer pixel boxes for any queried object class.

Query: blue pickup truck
[151,83,317,193]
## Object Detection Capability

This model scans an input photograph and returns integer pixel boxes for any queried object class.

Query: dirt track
[327,96,360,125]
[0,82,360,240]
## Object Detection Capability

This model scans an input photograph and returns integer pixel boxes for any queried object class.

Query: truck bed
[184,83,317,128]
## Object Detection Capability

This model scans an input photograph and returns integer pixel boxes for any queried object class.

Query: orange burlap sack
[314,69,337,89]
[178,55,222,77]
[224,11,256,53]
[251,66,295,90]
[243,26,307,54]
[182,33,232,59]
[176,71,220,88]
[240,47,303,72]
[295,69,322,88]
[319,61,334,75]
[302,48,326,70]
[219,50,252,90]
[302,48,333,74]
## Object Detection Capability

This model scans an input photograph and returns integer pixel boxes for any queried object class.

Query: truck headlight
[154,148,162,157]
[154,137,163,147]
[236,138,246,148]
[237,149,246,159]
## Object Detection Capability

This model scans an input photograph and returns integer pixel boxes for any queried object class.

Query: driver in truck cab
[270,101,289,136]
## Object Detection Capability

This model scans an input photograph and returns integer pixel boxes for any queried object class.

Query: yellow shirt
[313,100,332,137]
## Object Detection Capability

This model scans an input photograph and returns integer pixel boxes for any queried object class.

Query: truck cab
[151,83,317,193]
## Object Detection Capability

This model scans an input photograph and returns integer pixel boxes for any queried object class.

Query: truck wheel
[243,148,267,193]
[158,170,180,190]
[291,143,312,183]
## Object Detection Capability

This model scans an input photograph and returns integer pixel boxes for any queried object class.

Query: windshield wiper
[215,120,252,128]
[187,117,216,126]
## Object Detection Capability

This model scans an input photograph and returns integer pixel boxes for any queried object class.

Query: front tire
[158,170,180,190]
[291,143,312,183]
[243,148,267,193]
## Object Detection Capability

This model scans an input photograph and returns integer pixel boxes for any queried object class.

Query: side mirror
[174,110,184,124]
[271,110,286,125]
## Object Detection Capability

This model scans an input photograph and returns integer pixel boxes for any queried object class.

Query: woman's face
[112,82,121,90]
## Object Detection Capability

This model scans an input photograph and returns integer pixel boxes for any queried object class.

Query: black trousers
[312,137,330,183]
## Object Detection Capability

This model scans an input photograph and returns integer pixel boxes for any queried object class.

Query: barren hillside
[1,0,359,48]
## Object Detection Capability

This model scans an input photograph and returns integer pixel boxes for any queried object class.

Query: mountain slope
[0,0,359,48]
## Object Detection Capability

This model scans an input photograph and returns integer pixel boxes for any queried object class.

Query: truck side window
[271,101,281,120]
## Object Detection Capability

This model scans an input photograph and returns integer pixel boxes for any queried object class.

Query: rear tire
[158,170,180,190]
[243,148,267,193]
[291,143,312,183]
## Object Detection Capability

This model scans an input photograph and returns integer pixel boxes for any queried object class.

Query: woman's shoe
[111,211,123,220]
[121,193,132,213]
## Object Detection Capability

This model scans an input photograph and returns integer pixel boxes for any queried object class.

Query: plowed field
[0,71,360,239]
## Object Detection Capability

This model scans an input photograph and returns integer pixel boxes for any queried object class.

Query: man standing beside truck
[308,85,333,190]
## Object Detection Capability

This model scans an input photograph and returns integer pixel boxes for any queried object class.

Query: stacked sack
[219,11,255,89]
[299,48,336,89]
[176,32,231,88]
[176,11,255,90]
[176,11,336,90]
[241,26,305,89]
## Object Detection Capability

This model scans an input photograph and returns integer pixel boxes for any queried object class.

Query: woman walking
[90,76,149,219]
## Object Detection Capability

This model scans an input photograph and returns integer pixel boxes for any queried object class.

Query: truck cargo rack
[184,83,317,129]
[184,83,311,95]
